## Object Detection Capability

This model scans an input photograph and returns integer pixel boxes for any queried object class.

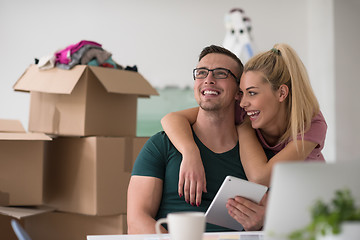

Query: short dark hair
[198,45,244,82]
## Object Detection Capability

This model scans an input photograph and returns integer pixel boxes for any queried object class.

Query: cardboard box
[0,206,126,240]
[13,65,158,137]
[0,205,54,240]
[132,137,149,167]
[0,119,51,206]
[43,136,144,216]
[0,213,20,240]
[26,211,127,240]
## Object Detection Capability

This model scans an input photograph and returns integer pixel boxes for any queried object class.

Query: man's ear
[235,89,242,101]
[278,84,289,102]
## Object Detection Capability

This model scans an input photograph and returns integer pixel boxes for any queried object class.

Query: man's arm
[127,175,165,234]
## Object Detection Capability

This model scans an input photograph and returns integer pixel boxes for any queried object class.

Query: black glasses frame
[193,67,239,83]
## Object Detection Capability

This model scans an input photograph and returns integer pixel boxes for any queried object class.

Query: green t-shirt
[132,130,247,232]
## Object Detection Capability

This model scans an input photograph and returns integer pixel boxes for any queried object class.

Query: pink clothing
[255,111,327,161]
[55,40,102,65]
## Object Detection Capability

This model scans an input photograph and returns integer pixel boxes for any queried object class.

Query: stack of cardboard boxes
[0,65,158,239]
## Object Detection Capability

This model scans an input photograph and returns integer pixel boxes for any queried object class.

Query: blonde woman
[161,43,327,208]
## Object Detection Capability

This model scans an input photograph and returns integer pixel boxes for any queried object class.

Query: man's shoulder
[145,131,174,149]
[148,131,170,142]
[132,131,170,178]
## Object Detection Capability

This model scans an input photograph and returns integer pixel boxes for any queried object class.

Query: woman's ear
[278,84,289,102]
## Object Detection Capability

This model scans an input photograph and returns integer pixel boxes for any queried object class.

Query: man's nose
[204,72,216,84]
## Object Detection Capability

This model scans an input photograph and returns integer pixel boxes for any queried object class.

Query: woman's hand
[178,150,207,207]
[226,192,268,231]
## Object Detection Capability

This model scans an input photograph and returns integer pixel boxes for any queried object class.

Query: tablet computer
[205,176,268,231]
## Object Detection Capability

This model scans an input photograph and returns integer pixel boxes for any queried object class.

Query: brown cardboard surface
[0,206,55,219]
[0,191,9,206]
[14,65,159,96]
[0,206,54,240]
[0,121,51,206]
[0,132,52,141]
[44,136,135,215]
[13,65,157,137]
[0,207,125,240]
[25,212,127,240]
[0,214,24,240]
[0,118,51,141]
[13,65,86,94]
[28,79,88,136]
[0,141,45,206]
[0,119,25,133]
[89,66,158,96]
[132,137,149,168]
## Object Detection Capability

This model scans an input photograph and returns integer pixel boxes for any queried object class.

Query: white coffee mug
[155,212,206,240]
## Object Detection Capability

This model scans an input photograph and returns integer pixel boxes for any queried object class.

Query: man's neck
[192,109,238,153]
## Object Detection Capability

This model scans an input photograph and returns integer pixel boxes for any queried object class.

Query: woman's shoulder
[309,111,328,134]
[312,111,326,124]
[302,111,327,148]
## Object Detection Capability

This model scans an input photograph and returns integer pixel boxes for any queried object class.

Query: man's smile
[202,90,220,96]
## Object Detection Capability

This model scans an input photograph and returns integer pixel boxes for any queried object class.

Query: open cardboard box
[26,211,127,240]
[13,65,158,137]
[0,206,54,240]
[0,206,126,240]
[44,136,149,216]
[0,119,51,206]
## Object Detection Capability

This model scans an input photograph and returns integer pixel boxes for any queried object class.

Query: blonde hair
[244,43,319,150]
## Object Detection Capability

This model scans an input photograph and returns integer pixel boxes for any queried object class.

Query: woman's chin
[250,121,261,129]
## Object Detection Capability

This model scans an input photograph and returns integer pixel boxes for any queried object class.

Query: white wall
[334,0,360,161]
[307,0,335,161]
[0,0,359,161]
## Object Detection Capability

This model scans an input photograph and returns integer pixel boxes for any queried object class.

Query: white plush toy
[223,8,255,63]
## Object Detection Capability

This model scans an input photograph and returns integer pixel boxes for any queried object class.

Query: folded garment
[56,45,102,70]
[55,40,102,65]
[87,57,118,69]
[80,48,112,65]
[37,54,56,70]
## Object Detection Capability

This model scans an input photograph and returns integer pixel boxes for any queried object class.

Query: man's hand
[226,192,268,231]
[178,152,207,207]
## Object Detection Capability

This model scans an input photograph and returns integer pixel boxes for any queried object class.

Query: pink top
[255,111,327,161]
[55,40,102,65]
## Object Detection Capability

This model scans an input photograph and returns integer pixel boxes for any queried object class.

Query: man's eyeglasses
[193,68,239,83]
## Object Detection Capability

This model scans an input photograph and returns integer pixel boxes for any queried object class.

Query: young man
[127,45,267,233]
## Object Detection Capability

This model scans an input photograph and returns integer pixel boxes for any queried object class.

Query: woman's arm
[237,119,317,187]
[161,107,199,156]
[161,107,206,207]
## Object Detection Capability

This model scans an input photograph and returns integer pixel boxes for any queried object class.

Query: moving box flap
[0,206,55,219]
[89,66,159,97]
[0,132,52,141]
[0,119,26,133]
[13,65,87,94]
